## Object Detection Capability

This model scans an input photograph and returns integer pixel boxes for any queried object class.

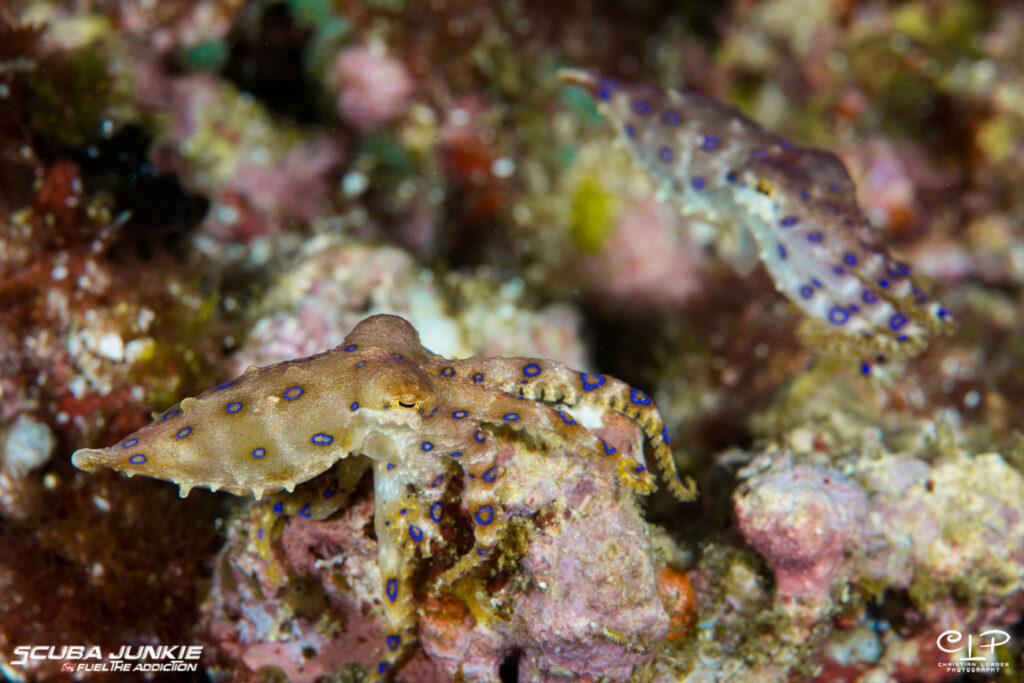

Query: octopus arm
[454,357,695,501]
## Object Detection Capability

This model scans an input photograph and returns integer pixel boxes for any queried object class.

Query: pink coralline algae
[231,240,590,373]
[734,459,868,603]
[577,196,702,310]
[138,71,345,242]
[334,45,414,131]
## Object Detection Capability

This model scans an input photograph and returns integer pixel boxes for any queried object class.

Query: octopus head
[363,362,438,418]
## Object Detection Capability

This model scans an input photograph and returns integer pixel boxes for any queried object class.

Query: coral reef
[734,459,868,603]
[4,0,1024,680]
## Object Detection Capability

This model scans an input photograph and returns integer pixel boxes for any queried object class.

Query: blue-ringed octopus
[72,313,696,676]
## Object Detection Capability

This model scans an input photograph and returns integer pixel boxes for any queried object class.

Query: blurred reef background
[2,0,1024,680]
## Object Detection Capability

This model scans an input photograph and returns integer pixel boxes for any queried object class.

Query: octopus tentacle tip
[556,67,598,90]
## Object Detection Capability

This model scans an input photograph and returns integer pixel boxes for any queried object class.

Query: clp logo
[937,629,1011,661]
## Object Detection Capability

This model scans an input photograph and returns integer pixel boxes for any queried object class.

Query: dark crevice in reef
[66,124,210,259]
[222,1,320,125]
[498,649,521,683]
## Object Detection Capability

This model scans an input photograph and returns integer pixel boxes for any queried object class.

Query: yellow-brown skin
[72,314,696,677]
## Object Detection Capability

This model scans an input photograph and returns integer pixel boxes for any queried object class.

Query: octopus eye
[397,400,417,409]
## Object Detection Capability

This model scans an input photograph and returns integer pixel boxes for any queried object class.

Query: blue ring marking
[938,308,949,318]
[452,410,468,420]
[691,176,706,191]
[828,307,850,325]
[750,149,768,160]
[631,99,651,115]
[581,373,605,391]
[597,87,610,100]
[299,504,311,518]
[701,134,720,151]
[355,360,366,368]
[451,451,462,458]
[409,525,422,541]
[431,475,444,488]
[474,430,485,443]
[635,465,646,473]
[391,353,402,359]
[225,402,242,414]
[430,502,443,522]
[780,216,799,227]
[799,285,814,299]
[807,231,823,243]
[386,463,395,471]
[523,364,541,376]
[662,427,671,444]
[657,146,674,162]
[879,279,890,289]
[889,313,908,330]
[843,253,857,266]
[378,663,389,674]
[122,438,138,448]
[601,439,616,455]
[175,427,191,438]
[128,454,146,464]
[311,433,333,446]
[631,389,650,405]
[662,109,683,126]
[258,528,264,540]
[811,278,823,289]
[386,579,398,602]
[161,410,179,422]
[830,182,840,192]
[862,289,878,304]
[252,447,266,459]
[441,366,454,376]
[833,265,846,275]
[862,362,872,376]
[558,410,576,425]
[284,386,303,400]
[217,381,233,390]
[472,373,484,382]
[344,344,357,352]
[477,547,490,557]
[503,413,519,422]
[324,480,338,498]
[350,401,358,411]
[778,244,787,260]
[725,170,738,183]
[421,441,434,452]
[849,304,860,313]
[889,262,910,278]
[897,334,909,342]
[483,467,497,482]
[624,123,636,138]
[273,502,283,514]
[386,636,401,651]
[800,189,810,200]
[475,506,494,526]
